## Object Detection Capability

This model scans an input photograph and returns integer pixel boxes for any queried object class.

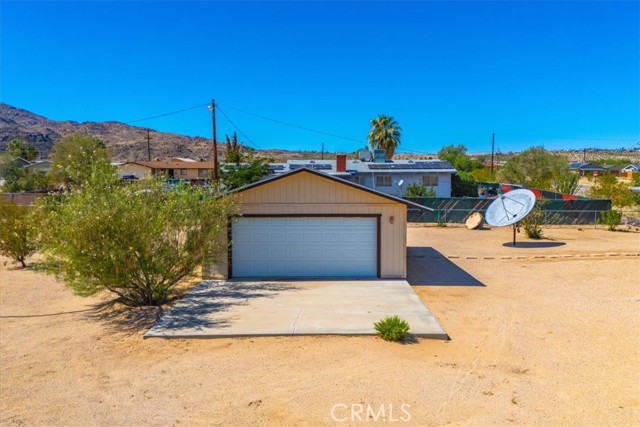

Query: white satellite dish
[485,189,537,245]
[398,180,404,186]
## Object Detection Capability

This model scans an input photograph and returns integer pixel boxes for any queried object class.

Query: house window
[354,175,366,185]
[198,169,208,178]
[422,175,438,187]
[180,169,187,176]
[375,175,391,187]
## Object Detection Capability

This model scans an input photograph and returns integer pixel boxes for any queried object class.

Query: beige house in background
[117,160,215,181]
[205,168,432,280]
[116,162,152,179]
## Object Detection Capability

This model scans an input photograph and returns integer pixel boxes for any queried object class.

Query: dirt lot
[1,225,639,426]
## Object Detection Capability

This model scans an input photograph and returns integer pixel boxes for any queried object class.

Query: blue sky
[1,1,638,154]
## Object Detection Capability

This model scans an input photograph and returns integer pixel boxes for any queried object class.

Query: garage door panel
[270,232,287,242]
[232,217,377,278]
[305,232,323,242]
[343,233,375,243]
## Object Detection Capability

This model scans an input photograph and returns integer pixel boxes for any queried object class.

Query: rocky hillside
[0,103,333,162]
[0,103,226,162]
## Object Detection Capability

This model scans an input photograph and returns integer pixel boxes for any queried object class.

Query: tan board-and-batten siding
[204,170,408,279]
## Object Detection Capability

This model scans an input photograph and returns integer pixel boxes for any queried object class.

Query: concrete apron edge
[144,332,450,340]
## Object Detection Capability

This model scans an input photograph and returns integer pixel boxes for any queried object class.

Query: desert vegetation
[374,315,411,342]
[36,161,235,306]
[0,199,37,267]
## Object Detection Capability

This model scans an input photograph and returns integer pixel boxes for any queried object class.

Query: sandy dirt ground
[1,225,639,427]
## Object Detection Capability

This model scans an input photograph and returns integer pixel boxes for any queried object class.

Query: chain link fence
[407,197,615,226]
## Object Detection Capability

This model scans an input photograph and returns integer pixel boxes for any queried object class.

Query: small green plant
[404,183,425,198]
[521,202,545,239]
[598,209,622,231]
[374,315,410,342]
[425,186,436,198]
[0,199,37,268]
[404,183,436,198]
[435,210,447,227]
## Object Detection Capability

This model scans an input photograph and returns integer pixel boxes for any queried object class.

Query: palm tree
[368,115,402,159]
[225,132,242,164]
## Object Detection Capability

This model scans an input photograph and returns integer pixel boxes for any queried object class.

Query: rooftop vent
[358,149,372,161]
[373,149,386,163]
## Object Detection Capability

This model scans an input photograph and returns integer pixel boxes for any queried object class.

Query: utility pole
[146,129,151,161]
[321,142,324,160]
[490,133,495,176]
[210,99,219,184]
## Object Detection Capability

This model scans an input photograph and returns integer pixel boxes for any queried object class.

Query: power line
[218,102,366,144]
[395,147,436,155]
[126,103,209,124]
[497,133,638,143]
[215,105,262,150]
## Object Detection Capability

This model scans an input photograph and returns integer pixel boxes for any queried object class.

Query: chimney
[336,154,347,172]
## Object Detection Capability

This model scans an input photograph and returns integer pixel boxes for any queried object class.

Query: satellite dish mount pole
[513,223,517,246]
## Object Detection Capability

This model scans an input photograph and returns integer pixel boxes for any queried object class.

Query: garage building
[204,168,431,280]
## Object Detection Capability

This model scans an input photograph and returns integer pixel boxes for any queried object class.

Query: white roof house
[621,164,640,172]
[268,157,457,198]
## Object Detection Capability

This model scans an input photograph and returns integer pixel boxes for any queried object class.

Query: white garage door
[231,217,377,278]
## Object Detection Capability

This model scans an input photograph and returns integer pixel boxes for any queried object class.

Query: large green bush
[0,139,51,192]
[498,147,574,192]
[37,162,236,306]
[47,134,109,190]
[598,209,622,231]
[589,174,636,208]
[220,155,271,190]
[0,199,37,267]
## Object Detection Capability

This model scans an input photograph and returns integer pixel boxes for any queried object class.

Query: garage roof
[230,167,434,212]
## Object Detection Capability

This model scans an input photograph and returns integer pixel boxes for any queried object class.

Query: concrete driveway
[145,280,448,339]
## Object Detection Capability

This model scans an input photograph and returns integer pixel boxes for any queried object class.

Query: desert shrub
[374,315,410,342]
[471,167,497,183]
[553,171,579,195]
[220,155,271,190]
[598,209,622,231]
[0,140,51,192]
[497,147,571,191]
[404,183,435,198]
[47,134,109,190]
[589,174,636,208]
[37,162,236,306]
[520,202,546,239]
[0,199,37,267]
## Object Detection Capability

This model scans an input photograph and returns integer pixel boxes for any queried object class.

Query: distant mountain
[0,103,225,162]
[0,103,336,162]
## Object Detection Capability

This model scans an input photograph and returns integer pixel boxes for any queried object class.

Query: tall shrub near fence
[36,162,236,306]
